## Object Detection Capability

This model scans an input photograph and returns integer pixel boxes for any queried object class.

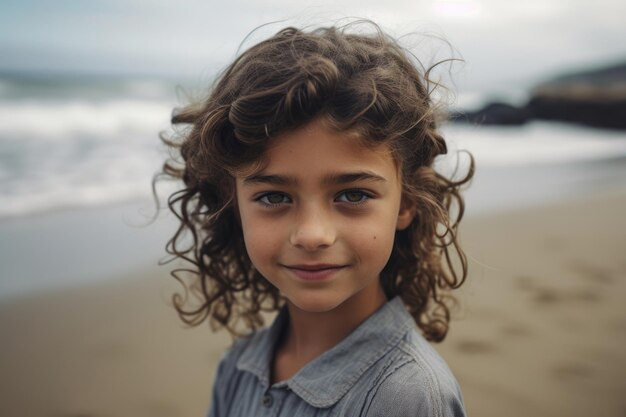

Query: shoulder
[363,331,465,417]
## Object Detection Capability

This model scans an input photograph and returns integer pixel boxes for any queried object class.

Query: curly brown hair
[155,21,474,342]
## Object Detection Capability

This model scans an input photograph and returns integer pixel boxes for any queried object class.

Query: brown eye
[267,193,285,204]
[257,192,290,206]
[345,191,363,202]
[337,190,370,204]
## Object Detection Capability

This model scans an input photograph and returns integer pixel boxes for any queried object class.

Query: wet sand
[437,189,626,417]
[1,190,625,417]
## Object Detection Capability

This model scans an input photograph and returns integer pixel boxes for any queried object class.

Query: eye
[256,192,291,207]
[336,189,372,205]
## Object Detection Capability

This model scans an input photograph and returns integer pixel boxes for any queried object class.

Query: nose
[289,206,336,251]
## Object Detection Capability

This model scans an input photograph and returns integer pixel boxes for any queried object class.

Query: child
[158,21,473,417]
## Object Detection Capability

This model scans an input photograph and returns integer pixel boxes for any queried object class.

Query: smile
[282,264,348,281]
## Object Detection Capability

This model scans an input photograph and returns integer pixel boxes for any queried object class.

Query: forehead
[250,119,398,178]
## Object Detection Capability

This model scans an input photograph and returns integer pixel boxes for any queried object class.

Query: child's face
[235,118,415,314]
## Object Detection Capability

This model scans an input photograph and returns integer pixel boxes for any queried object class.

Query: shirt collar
[236,296,415,408]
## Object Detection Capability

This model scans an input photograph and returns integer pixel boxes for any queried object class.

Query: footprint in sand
[455,339,497,354]
[532,287,562,305]
[567,260,615,284]
[498,323,531,337]
[552,362,593,380]
[524,284,602,307]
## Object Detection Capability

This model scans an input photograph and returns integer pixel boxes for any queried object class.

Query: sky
[1,0,625,93]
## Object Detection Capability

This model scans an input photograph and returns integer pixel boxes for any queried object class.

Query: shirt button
[262,393,273,407]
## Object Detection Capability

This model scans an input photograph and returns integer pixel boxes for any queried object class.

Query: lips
[282,264,347,281]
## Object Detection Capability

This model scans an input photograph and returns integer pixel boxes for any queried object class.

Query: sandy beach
[1,190,625,417]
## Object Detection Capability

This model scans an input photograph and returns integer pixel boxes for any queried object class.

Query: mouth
[281,264,348,281]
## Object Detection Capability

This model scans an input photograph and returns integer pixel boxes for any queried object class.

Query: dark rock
[528,96,626,129]
[449,60,626,130]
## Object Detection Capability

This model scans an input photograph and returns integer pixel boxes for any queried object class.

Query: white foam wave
[2,183,147,217]
[0,163,179,219]
[0,131,177,219]
[0,98,173,139]
[440,122,626,167]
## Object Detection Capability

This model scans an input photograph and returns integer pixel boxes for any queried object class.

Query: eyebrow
[242,171,387,186]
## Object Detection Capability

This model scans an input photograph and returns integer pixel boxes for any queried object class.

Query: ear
[396,195,416,231]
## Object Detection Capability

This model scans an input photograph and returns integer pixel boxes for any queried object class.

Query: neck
[282,284,388,365]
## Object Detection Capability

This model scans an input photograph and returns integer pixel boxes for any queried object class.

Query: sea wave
[0,137,173,219]
[441,122,626,167]
[0,98,173,139]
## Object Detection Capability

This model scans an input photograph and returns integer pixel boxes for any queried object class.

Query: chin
[287,293,347,314]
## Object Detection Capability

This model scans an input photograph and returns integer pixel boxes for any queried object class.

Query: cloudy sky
[1,0,625,92]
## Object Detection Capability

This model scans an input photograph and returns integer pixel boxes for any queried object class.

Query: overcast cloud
[1,0,625,92]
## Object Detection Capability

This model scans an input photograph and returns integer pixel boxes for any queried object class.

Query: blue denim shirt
[207,296,465,417]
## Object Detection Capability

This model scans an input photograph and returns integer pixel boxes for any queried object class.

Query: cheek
[239,212,283,268]
[347,214,397,265]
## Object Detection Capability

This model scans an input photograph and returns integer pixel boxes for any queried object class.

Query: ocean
[0,73,177,218]
[1,73,625,298]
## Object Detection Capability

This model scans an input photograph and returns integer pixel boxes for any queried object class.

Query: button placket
[261,392,274,408]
